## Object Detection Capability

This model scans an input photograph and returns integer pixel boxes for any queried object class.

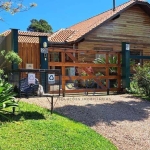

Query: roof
[48,29,75,44]
[0,30,51,43]
[49,0,150,44]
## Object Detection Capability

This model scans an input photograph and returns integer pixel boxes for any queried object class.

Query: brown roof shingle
[49,0,149,43]
[0,30,51,43]
[48,29,75,43]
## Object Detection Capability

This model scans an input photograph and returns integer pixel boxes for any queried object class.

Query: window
[130,50,143,65]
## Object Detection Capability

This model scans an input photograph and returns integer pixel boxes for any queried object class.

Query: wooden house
[46,0,150,94]
[49,0,150,64]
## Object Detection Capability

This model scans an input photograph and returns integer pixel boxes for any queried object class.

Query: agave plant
[0,78,19,119]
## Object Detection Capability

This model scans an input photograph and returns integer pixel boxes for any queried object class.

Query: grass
[0,102,117,150]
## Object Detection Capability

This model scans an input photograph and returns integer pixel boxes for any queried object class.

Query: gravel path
[21,94,150,150]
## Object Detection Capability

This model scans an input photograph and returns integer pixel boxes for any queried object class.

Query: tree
[0,0,36,21]
[0,50,22,76]
[0,50,21,119]
[27,19,53,33]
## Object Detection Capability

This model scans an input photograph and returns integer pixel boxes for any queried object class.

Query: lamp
[43,42,47,48]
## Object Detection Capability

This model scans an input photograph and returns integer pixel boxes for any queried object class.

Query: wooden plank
[63,75,120,80]
[28,43,31,64]
[49,48,119,54]
[30,43,33,68]
[48,62,121,67]
[49,88,119,94]
[18,43,22,69]
[65,52,78,62]
[105,53,109,89]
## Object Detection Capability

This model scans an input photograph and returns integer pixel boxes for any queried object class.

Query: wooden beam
[63,75,120,80]
[49,48,120,54]
[65,52,78,62]
[48,62,121,67]
[49,88,119,94]
[105,53,109,89]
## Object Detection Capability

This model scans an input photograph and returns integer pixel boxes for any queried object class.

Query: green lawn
[0,102,117,150]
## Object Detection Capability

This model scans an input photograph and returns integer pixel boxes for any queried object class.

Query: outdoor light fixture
[43,42,47,48]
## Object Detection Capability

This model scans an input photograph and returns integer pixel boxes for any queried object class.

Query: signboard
[126,44,130,51]
[48,74,55,84]
[41,48,48,53]
[69,67,75,76]
[26,64,33,69]
[28,73,35,84]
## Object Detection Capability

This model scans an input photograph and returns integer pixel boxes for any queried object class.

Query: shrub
[128,62,150,96]
[0,50,22,76]
[0,78,19,119]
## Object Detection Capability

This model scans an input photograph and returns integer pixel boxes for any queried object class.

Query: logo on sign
[28,73,35,84]
[48,74,55,84]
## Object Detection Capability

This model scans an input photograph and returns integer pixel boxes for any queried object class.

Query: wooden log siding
[18,42,40,69]
[49,48,121,94]
[18,42,40,78]
[78,5,150,56]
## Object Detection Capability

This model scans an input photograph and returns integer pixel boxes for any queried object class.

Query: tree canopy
[27,19,53,33]
[0,0,36,21]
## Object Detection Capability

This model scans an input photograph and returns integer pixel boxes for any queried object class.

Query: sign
[48,74,55,84]
[28,73,35,84]
[126,44,130,51]
[69,67,75,76]
[26,64,33,69]
[41,48,48,53]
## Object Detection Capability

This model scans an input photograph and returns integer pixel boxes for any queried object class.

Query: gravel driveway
[21,94,150,150]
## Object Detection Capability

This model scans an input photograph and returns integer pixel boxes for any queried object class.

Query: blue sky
[0,0,150,33]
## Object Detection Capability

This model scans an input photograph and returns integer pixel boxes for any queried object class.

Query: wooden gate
[48,48,122,95]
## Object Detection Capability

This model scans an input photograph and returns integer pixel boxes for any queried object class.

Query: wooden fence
[48,48,122,95]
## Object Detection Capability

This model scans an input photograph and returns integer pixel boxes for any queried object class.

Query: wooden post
[105,53,109,94]
[122,42,130,89]
[117,53,121,91]
[39,36,48,93]
[11,29,19,70]
[61,51,66,97]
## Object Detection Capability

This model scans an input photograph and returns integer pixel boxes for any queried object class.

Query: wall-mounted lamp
[43,42,47,48]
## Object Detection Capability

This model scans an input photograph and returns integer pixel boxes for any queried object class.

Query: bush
[0,78,19,119]
[128,62,150,96]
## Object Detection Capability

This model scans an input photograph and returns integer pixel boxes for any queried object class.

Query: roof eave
[75,1,149,43]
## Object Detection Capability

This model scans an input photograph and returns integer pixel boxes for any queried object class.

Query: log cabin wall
[77,5,150,62]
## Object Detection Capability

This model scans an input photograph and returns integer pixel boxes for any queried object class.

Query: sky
[0,0,150,33]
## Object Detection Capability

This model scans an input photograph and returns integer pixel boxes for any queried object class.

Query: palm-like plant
[0,79,19,119]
